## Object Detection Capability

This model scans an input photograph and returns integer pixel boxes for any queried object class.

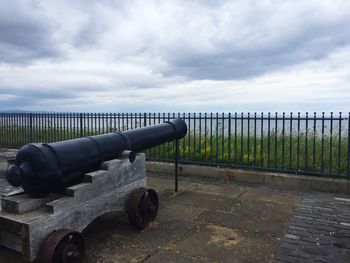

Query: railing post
[174,139,180,192]
[29,113,33,143]
[143,112,147,127]
[347,112,350,178]
[80,113,83,138]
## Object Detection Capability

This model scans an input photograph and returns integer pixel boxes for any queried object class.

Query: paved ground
[0,158,349,262]
[274,194,350,263]
[0,169,300,263]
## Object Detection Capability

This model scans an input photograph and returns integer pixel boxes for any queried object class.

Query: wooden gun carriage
[0,119,187,262]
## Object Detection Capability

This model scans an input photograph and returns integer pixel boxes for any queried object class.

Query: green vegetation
[147,131,349,176]
[0,126,348,176]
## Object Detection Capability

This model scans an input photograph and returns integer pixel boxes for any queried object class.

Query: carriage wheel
[127,187,159,229]
[39,229,85,263]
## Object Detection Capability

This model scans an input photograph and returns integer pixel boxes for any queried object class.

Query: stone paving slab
[273,194,350,263]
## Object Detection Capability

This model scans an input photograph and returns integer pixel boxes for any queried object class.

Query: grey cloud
[1,87,78,100]
[0,0,60,63]
[161,17,350,80]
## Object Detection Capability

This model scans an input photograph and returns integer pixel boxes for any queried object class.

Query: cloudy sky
[0,0,350,113]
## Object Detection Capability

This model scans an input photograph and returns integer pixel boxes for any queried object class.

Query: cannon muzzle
[7,118,187,196]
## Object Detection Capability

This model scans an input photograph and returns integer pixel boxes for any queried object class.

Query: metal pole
[80,113,83,138]
[29,113,33,143]
[347,112,350,178]
[175,139,180,192]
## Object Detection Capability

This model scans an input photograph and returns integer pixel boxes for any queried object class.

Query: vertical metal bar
[10,113,13,146]
[330,112,333,174]
[347,112,350,178]
[163,113,166,159]
[297,112,300,172]
[33,113,36,144]
[247,112,250,165]
[154,112,157,157]
[204,113,207,161]
[174,139,179,192]
[16,113,22,147]
[0,113,5,147]
[254,113,257,166]
[216,112,219,164]
[130,113,133,130]
[61,113,64,140]
[69,113,72,139]
[121,113,124,131]
[338,112,342,175]
[0,113,3,147]
[50,113,53,142]
[321,112,325,172]
[305,112,309,171]
[29,113,33,143]
[228,113,232,166]
[16,113,19,146]
[158,113,161,158]
[240,112,243,164]
[199,113,202,161]
[4,113,6,146]
[6,114,9,146]
[15,113,18,146]
[188,113,191,161]
[260,113,264,167]
[126,113,129,130]
[210,113,213,162]
[221,112,225,163]
[313,112,316,172]
[16,113,21,147]
[289,112,293,169]
[12,113,15,146]
[23,113,26,144]
[182,113,186,160]
[194,113,196,161]
[267,112,271,168]
[274,112,278,168]
[23,113,26,145]
[83,113,87,137]
[60,113,63,141]
[114,112,117,132]
[168,113,171,160]
[65,113,68,139]
[41,113,48,143]
[0,114,2,146]
[234,113,237,164]
[19,113,22,145]
[79,113,83,138]
[20,113,22,145]
[93,113,96,135]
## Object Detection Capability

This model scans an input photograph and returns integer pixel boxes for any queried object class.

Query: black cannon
[7,118,187,196]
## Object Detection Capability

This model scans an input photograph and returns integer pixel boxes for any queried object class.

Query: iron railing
[0,112,349,178]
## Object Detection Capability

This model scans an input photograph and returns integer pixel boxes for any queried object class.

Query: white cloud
[0,0,349,112]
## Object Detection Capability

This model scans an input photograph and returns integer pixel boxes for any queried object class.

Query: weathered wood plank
[1,193,61,214]
[0,154,148,262]
[0,230,22,252]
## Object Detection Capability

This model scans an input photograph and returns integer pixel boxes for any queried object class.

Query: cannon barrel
[7,118,187,196]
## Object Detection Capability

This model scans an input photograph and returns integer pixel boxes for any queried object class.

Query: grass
[147,130,349,176]
[0,126,349,176]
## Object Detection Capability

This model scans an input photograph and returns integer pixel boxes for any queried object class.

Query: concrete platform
[0,173,301,262]
[0,172,349,262]
[147,161,350,195]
